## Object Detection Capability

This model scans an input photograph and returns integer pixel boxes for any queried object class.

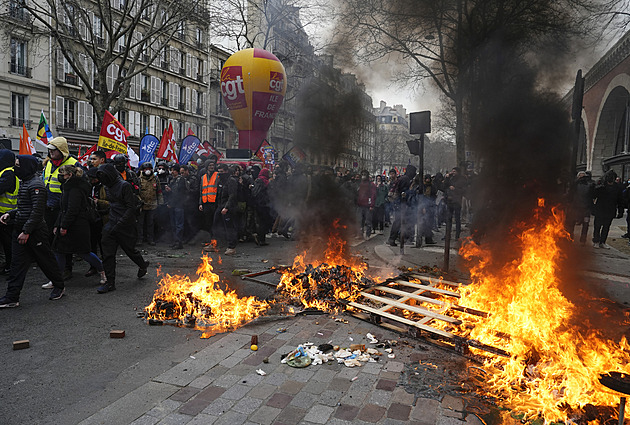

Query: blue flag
[139,134,160,165]
[178,135,201,165]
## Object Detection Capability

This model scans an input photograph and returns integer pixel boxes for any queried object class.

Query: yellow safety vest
[0,167,19,213]
[44,157,78,193]
[201,172,218,203]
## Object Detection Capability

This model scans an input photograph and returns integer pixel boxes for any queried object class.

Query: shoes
[138,262,149,278]
[85,267,97,277]
[49,287,65,300]
[387,240,397,247]
[203,245,218,252]
[426,239,437,245]
[253,233,260,246]
[593,242,600,248]
[147,241,156,246]
[99,271,107,284]
[63,270,73,280]
[0,296,19,308]
[97,283,116,294]
[599,243,612,249]
[224,248,236,255]
[0,267,10,275]
[623,233,630,239]
[42,281,53,289]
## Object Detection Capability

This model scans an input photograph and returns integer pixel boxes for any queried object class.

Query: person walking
[0,155,65,307]
[372,175,388,234]
[199,159,218,240]
[0,150,19,275]
[213,164,238,255]
[592,170,622,249]
[96,163,149,294]
[137,162,162,246]
[165,164,188,249]
[251,168,272,246]
[357,170,376,240]
[46,165,106,288]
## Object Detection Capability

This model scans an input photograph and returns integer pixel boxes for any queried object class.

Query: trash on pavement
[256,369,267,376]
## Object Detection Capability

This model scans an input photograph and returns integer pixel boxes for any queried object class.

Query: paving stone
[339,389,368,406]
[442,395,465,412]
[319,389,343,406]
[185,413,218,425]
[274,406,307,424]
[442,406,465,419]
[156,412,193,425]
[186,365,230,389]
[222,384,251,400]
[465,414,485,424]
[213,410,248,425]
[146,399,183,419]
[231,396,263,415]
[301,379,329,395]
[384,361,404,373]
[130,415,160,425]
[367,389,393,406]
[351,373,378,389]
[379,371,401,381]
[315,329,334,338]
[170,387,200,403]
[356,404,386,423]
[334,404,360,421]
[387,403,412,421]
[360,362,383,375]
[247,383,278,399]
[336,367,360,380]
[201,397,235,416]
[239,373,265,387]
[329,377,352,392]
[303,404,335,424]
[392,387,415,405]
[212,373,242,388]
[267,392,294,409]
[264,372,289,386]
[278,380,305,395]
[250,405,282,425]
[228,363,255,377]
[274,331,295,340]
[178,386,226,416]
[312,368,337,383]
[437,417,466,425]
[220,355,245,368]
[375,379,397,391]
[288,391,314,409]
[290,367,316,382]
[410,397,440,424]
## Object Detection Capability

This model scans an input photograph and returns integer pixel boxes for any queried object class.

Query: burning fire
[277,220,375,311]
[456,205,630,421]
[145,255,269,337]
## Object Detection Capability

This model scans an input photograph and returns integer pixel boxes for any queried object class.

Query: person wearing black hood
[96,163,149,293]
[0,155,65,307]
[213,164,238,255]
[387,165,416,246]
[0,149,19,275]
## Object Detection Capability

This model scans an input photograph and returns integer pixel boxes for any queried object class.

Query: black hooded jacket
[97,164,138,232]
[9,155,47,235]
[0,149,17,196]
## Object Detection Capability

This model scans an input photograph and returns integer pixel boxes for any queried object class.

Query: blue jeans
[170,207,185,244]
[56,252,103,273]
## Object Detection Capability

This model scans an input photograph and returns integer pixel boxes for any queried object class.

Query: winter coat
[216,173,238,211]
[10,155,47,235]
[139,173,162,210]
[594,182,622,219]
[357,181,377,207]
[0,149,17,197]
[53,176,92,254]
[167,175,189,207]
[97,164,138,233]
[375,183,388,207]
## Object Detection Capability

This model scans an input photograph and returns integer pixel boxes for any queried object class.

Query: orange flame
[456,206,630,421]
[145,255,269,337]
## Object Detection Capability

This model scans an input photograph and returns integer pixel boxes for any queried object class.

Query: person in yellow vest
[198,158,218,240]
[42,137,77,280]
[0,150,19,275]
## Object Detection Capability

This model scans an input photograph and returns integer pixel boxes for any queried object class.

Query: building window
[160,117,167,135]
[161,80,168,106]
[9,0,28,21]
[178,122,184,140]
[196,91,203,114]
[179,86,186,110]
[64,99,76,129]
[180,50,186,75]
[118,110,127,129]
[11,93,28,127]
[140,114,149,134]
[197,58,203,81]
[214,124,225,148]
[10,38,30,77]
[141,74,150,102]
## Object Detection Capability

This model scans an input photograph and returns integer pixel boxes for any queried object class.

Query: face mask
[157,169,166,175]
[144,170,153,176]
[115,164,125,172]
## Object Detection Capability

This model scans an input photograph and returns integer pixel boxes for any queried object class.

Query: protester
[443,167,466,240]
[387,165,416,246]
[372,175,388,234]
[213,164,238,255]
[592,170,622,249]
[137,162,162,246]
[567,171,595,246]
[47,165,106,287]
[199,159,218,239]
[0,155,65,307]
[418,174,438,245]
[96,163,149,293]
[357,170,376,240]
[85,167,108,276]
[89,150,107,169]
[0,150,18,275]
[165,164,188,249]
[251,168,272,246]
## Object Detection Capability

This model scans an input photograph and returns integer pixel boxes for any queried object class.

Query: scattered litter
[262,259,269,263]
[13,340,29,350]
[251,344,258,351]
[334,317,349,324]
[366,333,378,344]
[280,339,392,369]
[385,348,393,354]
[190,356,196,359]
[276,328,287,333]
[351,376,359,381]
[317,332,323,335]
[232,269,252,276]
[256,369,267,376]
[110,330,125,339]
[263,357,269,363]
[388,354,396,358]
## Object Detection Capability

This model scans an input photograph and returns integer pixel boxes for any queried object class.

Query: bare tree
[6,0,208,122]
[333,0,620,165]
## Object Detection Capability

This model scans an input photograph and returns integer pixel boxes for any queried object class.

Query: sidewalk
[75,314,482,425]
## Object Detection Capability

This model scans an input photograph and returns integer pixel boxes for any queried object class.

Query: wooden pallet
[344,274,509,358]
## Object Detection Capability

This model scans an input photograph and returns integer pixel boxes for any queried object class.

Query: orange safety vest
[201,172,218,203]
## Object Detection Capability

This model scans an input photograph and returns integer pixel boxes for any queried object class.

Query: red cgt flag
[156,123,177,163]
[98,111,129,154]
[19,124,36,155]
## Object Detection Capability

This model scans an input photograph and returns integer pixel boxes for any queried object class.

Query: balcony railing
[9,62,32,78]
[197,73,205,83]
[161,97,168,106]
[141,90,150,102]
[9,117,32,128]
[196,107,203,115]
[179,67,186,77]
[177,32,185,41]
[141,53,149,63]
[9,7,30,22]
[196,41,205,50]
[161,61,169,71]
[178,101,185,111]
[95,36,105,47]
[65,73,78,85]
